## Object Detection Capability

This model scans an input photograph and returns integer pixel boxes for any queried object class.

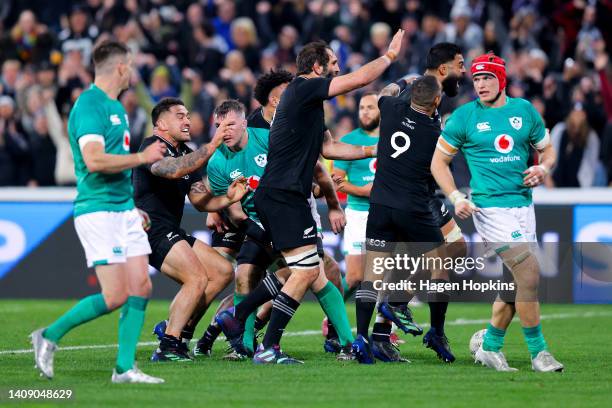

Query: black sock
[181,327,194,342]
[199,322,222,344]
[355,281,377,339]
[372,322,392,342]
[235,274,282,322]
[428,279,451,334]
[262,291,300,348]
[326,320,338,340]
[160,333,180,350]
[254,316,267,331]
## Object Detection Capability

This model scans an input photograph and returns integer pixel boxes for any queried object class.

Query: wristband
[449,190,476,209]
[362,145,377,157]
[385,50,397,61]
[137,152,145,165]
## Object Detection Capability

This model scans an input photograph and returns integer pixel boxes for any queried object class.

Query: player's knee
[218,259,234,283]
[103,291,129,310]
[299,266,321,284]
[134,277,153,298]
[188,269,209,294]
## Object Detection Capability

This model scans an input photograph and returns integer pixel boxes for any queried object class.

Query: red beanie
[471,53,507,91]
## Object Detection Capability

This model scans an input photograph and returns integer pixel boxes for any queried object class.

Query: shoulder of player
[137,135,160,151]
[508,97,537,113]
[339,129,362,144]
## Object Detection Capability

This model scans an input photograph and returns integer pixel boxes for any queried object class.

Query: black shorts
[429,194,453,227]
[148,226,197,270]
[210,230,245,252]
[236,237,277,267]
[366,203,444,252]
[254,187,317,251]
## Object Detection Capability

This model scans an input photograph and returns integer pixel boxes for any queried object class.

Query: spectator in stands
[548,107,603,187]
[58,5,99,66]
[0,95,32,186]
[265,25,299,68]
[3,10,54,65]
[120,89,147,154]
[213,0,236,50]
[231,17,261,73]
[438,3,483,54]
[1,59,21,98]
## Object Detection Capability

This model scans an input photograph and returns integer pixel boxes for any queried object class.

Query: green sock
[234,293,256,353]
[522,324,548,358]
[43,293,109,343]
[116,296,148,374]
[341,275,356,301]
[482,323,506,352]
[315,281,354,346]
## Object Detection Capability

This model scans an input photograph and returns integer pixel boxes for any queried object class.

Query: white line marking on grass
[2,311,611,355]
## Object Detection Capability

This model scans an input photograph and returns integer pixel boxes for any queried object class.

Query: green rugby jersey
[441,97,546,208]
[207,127,269,222]
[333,128,378,211]
[68,84,134,217]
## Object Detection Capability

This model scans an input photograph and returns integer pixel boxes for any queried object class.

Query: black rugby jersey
[369,96,442,213]
[258,76,333,196]
[133,135,201,229]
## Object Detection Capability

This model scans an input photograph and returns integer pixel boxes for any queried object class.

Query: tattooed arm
[378,82,401,97]
[150,118,234,179]
[150,143,218,179]
[188,177,248,212]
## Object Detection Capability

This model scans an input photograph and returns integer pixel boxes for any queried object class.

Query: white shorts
[342,208,368,255]
[74,209,151,268]
[472,204,537,251]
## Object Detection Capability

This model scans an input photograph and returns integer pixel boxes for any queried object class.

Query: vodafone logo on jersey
[494,134,514,154]
[247,175,260,190]
[122,130,131,151]
[369,158,377,173]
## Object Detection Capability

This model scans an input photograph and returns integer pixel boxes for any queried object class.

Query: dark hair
[214,99,246,119]
[151,97,185,126]
[425,42,462,70]
[360,91,378,99]
[410,75,441,107]
[92,40,129,68]
[296,41,332,76]
[253,69,294,106]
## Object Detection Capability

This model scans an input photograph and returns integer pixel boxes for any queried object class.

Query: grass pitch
[1,300,611,407]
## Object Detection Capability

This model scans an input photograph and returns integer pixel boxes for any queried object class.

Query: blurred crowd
[0,0,611,188]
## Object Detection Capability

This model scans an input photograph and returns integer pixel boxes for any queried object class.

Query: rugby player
[133,97,248,361]
[431,52,564,372]
[363,43,468,363]
[352,76,446,363]
[209,100,355,361]
[31,41,166,383]
[194,70,344,358]
[247,30,404,364]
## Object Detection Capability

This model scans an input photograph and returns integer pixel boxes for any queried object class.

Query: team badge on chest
[509,117,522,130]
[254,154,267,167]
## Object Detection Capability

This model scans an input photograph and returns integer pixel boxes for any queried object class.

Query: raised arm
[150,118,233,179]
[328,29,404,98]
[321,130,377,160]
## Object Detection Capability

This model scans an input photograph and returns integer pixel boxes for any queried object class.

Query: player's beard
[360,115,380,132]
[441,74,460,97]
